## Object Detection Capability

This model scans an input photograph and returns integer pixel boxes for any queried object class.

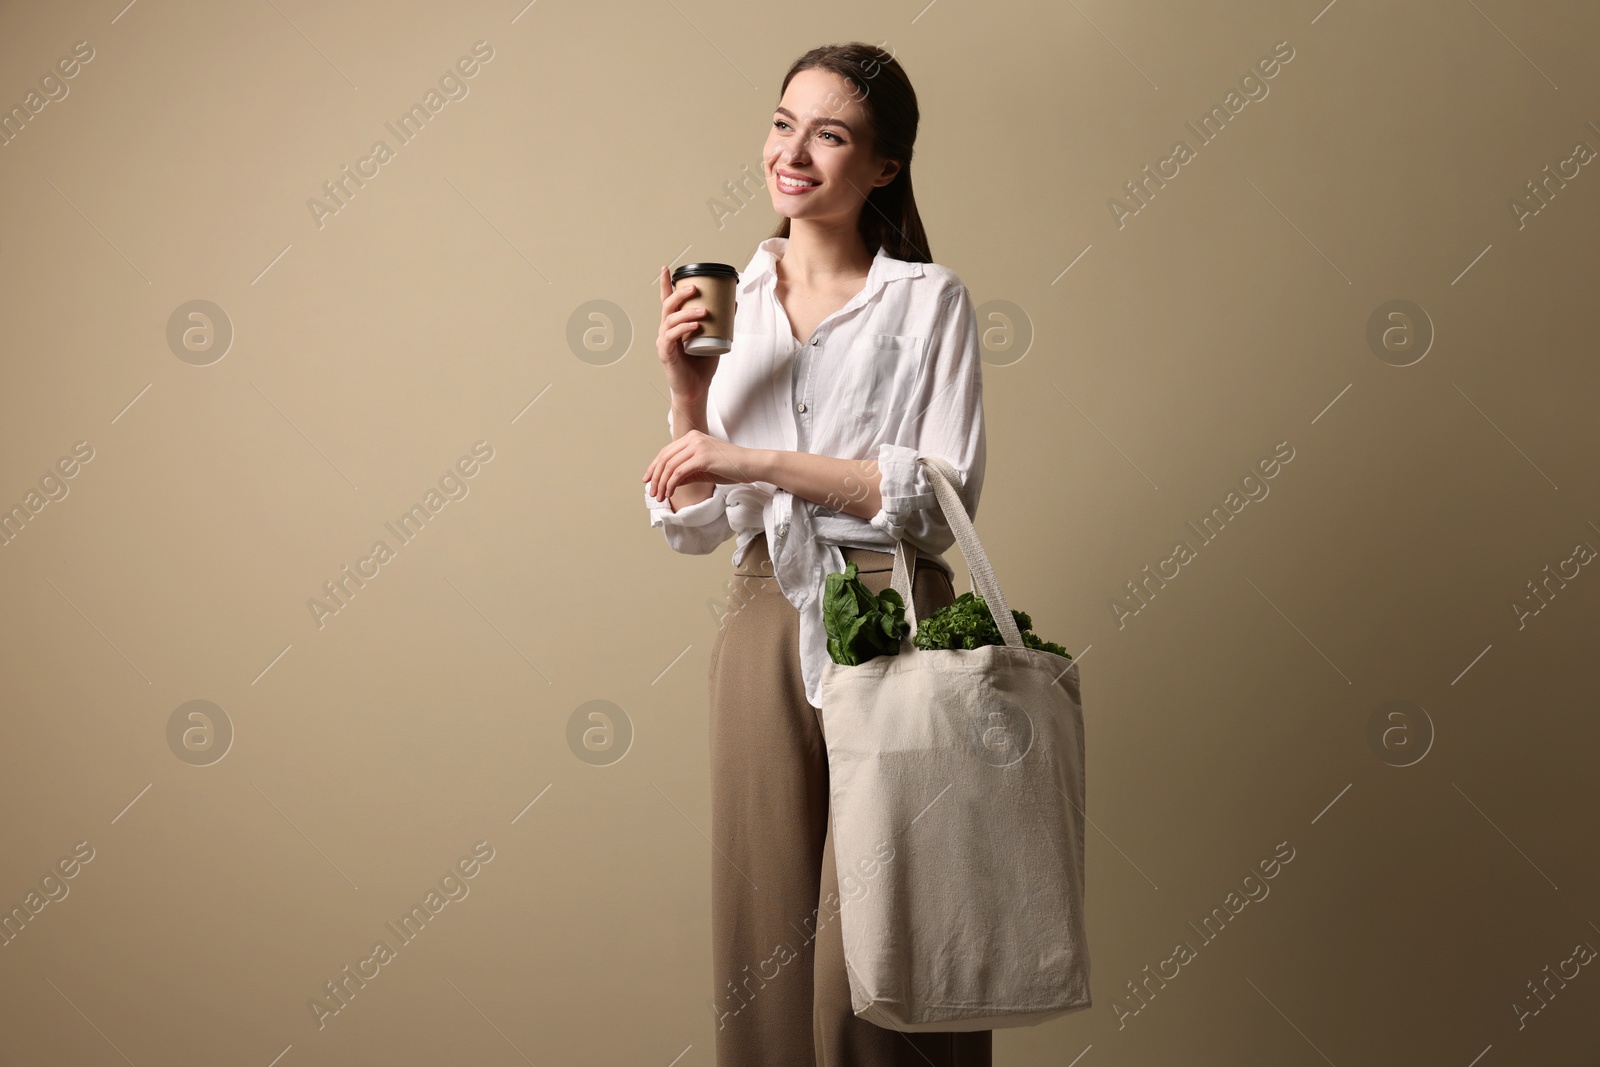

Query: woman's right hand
[657,266,720,404]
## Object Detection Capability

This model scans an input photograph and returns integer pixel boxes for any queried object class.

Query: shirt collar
[737,235,923,297]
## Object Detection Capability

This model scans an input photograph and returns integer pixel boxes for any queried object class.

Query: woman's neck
[778,218,874,287]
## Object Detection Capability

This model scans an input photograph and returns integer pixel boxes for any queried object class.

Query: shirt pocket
[839,333,927,431]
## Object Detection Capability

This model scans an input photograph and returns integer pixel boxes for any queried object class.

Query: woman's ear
[873,156,902,188]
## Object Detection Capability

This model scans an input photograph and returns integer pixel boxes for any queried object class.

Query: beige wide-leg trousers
[707,532,993,1067]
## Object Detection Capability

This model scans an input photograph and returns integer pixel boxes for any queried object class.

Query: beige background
[2,0,1597,1063]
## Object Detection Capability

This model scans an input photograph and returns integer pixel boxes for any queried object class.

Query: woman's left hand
[643,431,766,509]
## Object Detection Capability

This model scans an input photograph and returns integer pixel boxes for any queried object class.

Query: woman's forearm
[757,449,883,521]
[669,397,716,508]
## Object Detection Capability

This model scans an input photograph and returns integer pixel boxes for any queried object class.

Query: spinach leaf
[823,560,910,665]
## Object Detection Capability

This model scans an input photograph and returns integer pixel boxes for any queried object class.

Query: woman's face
[763,67,900,233]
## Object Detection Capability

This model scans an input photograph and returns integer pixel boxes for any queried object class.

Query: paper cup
[671,262,739,356]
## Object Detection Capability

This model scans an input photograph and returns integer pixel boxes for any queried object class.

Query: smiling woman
[640,41,990,1067]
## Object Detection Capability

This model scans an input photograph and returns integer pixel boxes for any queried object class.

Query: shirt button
[797,402,807,413]
[811,338,820,345]
[778,521,790,536]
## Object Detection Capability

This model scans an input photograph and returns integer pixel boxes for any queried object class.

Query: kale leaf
[913,591,1073,659]
[823,560,910,665]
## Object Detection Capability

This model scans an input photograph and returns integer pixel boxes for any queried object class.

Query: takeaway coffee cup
[671,262,739,356]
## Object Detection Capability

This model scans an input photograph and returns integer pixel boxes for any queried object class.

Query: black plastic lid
[672,262,740,282]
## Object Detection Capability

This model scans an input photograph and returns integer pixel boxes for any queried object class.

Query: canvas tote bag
[818,453,1089,1032]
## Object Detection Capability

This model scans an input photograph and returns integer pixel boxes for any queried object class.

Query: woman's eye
[771,120,843,144]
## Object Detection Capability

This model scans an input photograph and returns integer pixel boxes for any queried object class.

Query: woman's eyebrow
[774,105,854,135]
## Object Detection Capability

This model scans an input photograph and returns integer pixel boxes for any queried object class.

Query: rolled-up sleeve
[645,405,736,555]
[867,283,986,556]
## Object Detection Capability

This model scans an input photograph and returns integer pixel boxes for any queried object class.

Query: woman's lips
[775,171,821,195]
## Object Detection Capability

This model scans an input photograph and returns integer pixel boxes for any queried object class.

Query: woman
[642,41,989,1067]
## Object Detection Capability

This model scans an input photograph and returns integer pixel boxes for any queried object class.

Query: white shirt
[644,236,986,707]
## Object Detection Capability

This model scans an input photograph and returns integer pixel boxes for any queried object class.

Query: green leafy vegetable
[823,560,910,665]
[913,591,1072,660]
[824,563,1071,665]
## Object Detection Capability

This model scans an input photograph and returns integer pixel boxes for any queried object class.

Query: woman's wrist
[669,398,709,439]
[744,447,776,485]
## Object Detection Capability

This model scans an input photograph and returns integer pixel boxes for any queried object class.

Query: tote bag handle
[889,454,1024,651]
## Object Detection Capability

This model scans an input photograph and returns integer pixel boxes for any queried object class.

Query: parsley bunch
[823,561,910,665]
[913,591,1072,660]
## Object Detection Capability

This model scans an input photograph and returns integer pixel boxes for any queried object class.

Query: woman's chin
[771,202,825,225]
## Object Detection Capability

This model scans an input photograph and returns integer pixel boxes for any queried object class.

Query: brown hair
[767,42,931,263]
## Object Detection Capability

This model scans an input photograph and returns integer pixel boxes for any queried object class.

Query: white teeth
[779,174,818,187]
